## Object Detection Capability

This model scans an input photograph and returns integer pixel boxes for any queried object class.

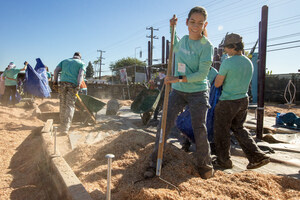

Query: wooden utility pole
[97,50,105,79]
[146,27,159,66]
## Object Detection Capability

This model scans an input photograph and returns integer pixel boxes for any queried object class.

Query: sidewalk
[228,113,300,179]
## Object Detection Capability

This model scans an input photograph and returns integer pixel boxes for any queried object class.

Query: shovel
[156,15,176,176]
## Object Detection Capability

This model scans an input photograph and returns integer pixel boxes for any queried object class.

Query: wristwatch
[178,75,183,82]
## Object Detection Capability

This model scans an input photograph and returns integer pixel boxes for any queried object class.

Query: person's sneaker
[144,167,156,179]
[181,139,191,152]
[213,159,233,169]
[247,155,270,169]
[199,168,214,179]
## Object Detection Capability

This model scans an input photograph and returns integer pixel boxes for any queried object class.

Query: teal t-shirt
[172,35,213,93]
[47,72,51,79]
[218,55,253,100]
[3,69,21,86]
[58,58,85,85]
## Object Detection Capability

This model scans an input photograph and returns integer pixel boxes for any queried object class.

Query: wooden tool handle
[76,93,96,123]
[156,14,176,176]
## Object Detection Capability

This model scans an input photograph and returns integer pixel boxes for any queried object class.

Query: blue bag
[176,81,221,143]
[23,58,51,98]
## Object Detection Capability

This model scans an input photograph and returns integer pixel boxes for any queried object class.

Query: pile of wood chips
[0,104,49,199]
[64,130,300,200]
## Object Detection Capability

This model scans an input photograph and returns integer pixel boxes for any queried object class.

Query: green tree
[86,61,94,78]
[110,57,146,81]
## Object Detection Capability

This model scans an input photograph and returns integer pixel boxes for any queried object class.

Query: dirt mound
[0,105,48,199]
[64,130,300,200]
[119,100,133,107]
[248,103,300,117]
[38,101,59,112]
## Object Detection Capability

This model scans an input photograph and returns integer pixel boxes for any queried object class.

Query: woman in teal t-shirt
[145,6,214,180]
[214,33,270,170]
[2,62,27,106]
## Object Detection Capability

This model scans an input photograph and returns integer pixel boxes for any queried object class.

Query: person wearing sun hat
[213,33,270,170]
[2,62,27,106]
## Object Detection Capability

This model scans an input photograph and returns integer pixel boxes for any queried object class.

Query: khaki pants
[59,82,78,132]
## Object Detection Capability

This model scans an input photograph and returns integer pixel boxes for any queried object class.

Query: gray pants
[3,85,16,106]
[59,82,78,132]
[214,97,265,163]
[149,89,213,172]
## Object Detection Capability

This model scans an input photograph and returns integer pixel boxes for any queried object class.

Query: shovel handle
[76,93,96,123]
[156,14,176,176]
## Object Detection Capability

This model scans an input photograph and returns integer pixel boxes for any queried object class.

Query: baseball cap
[223,33,243,46]
[73,52,81,59]
[7,62,16,69]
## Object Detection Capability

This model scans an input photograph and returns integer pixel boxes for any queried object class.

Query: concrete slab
[40,120,93,200]
[69,133,83,150]
[92,132,111,144]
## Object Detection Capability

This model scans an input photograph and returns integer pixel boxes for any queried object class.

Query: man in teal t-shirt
[53,52,85,135]
[213,33,270,170]
[2,62,27,106]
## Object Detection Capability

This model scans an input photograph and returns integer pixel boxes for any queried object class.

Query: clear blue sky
[1,0,299,76]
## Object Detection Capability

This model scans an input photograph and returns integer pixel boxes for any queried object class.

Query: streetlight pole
[135,47,142,59]
[135,47,142,83]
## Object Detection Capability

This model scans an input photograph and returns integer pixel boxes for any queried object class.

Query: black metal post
[162,36,165,64]
[166,40,169,64]
[213,47,221,71]
[256,5,268,139]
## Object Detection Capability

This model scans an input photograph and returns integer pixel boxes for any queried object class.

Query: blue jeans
[149,89,213,172]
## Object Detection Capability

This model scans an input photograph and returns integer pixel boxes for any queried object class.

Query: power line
[268,40,300,47]
[210,13,300,42]
[93,0,295,61]
[88,0,299,69]
[268,32,300,41]
[267,45,300,52]
[244,32,300,46]
[244,39,300,51]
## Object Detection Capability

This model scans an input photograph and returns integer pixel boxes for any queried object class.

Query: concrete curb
[41,119,93,200]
